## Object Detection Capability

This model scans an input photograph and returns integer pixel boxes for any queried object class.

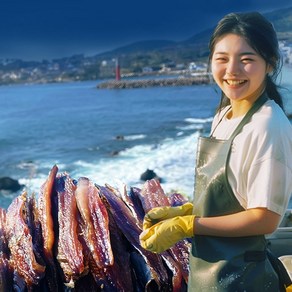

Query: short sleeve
[247,158,292,215]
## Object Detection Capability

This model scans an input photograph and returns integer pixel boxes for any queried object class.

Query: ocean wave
[123,134,147,141]
[176,124,204,131]
[184,117,213,124]
[19,131,200,199]
[114,134,147,141]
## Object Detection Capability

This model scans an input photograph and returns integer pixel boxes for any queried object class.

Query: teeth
[226,80,245,85]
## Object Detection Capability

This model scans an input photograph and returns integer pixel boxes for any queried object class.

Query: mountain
[265,7,292,33]
[100,6,292,60]
[0,7,291,85]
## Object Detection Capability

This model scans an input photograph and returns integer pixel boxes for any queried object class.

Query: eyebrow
[214,52,257,56]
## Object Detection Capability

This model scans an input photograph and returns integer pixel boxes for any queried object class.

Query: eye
[241,57,255,63]
[214,57,228,63]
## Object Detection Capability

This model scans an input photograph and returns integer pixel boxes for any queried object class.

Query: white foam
[24,131,200,199]
[123,134,146,141]
[20,132,199,197]
[185,117,213,124]
[176,124,204,131]
[87,132,198,197]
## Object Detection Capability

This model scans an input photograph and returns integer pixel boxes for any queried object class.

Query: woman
[140,12,292,291]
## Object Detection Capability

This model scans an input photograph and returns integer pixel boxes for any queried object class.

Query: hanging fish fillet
[0,167,193,291]
[140,179,171,213]
[37,165,60,291]
[98,185,171,291]
[0,207,13,291]
[75,177,113,269]
[55,173,85,287]
[86,208,134,291]
[6,192,46,287]
[38,165,58,260]
[0,208,9,254]
[139,179,190,286]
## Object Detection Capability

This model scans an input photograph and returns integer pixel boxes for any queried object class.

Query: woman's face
[211,34,270,104]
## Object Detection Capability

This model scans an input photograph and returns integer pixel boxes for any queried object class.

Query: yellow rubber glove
[143,202,193,230]
[286,284,292,292]
[139,215,195,253]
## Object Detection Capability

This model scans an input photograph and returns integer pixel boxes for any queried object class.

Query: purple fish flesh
[55,173,85,287]
[6,192,46,287]
[98,185,171,291]
[0,207,13,291]
[139,180,190,285]
[75,177,113,269]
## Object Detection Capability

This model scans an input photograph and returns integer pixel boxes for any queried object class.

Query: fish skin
[37,165,61,291]
[106,183,141,223]
[128,184,189,291]
[75,177,113,268]
[25,195,46,268]
[98,185,171,291]
[6,192,46,287]
[55,174,85,286]
[0,208,9,256]
[130,250,159,291]
[169,193,189,207]
[78,201,134,292]
[139,180,190,287]
[129,187,146,223]
[74,272,99,291]
[38,165,58,260]
[0,208,13,291]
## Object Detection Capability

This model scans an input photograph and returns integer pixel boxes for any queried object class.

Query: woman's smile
[224,79,247,86]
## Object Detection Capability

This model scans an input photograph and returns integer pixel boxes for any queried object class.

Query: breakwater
[97,75,210,89]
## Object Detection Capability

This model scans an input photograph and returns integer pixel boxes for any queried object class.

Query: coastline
[97,75,211,89]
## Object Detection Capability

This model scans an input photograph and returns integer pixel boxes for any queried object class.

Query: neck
[228,86,266,119]
[228,100,253,119]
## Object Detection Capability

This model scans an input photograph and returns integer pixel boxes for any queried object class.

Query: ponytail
[265,75,284,111]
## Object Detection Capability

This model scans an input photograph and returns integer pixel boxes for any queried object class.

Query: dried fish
[55,173,85,287]
[75,177,113,269]
[6,192,45,287]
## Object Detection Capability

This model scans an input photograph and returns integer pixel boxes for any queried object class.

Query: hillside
[106,7,292,53]
[0,7,291,84]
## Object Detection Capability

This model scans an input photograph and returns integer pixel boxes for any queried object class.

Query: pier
[97,75,211,89]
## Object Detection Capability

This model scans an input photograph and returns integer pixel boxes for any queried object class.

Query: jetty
[97,75,211,89]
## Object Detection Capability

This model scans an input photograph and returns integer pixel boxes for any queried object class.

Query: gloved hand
[143,202,193,230]
[139,214,195,253]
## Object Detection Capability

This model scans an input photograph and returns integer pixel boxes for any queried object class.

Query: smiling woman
[140,12,292,292]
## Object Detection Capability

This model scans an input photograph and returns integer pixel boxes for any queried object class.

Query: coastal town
[0,40,291,86]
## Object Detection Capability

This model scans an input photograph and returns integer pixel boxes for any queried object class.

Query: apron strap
[228,93,268,142]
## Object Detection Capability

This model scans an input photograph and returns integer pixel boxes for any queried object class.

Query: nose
[226,59,240,76]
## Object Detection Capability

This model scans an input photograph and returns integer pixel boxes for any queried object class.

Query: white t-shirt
[211,99,292,216]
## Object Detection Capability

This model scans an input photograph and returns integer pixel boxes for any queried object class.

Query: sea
[1,67,292,210]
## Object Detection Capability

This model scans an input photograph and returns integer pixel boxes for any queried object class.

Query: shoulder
[240,100,292,167]
[249,100,292,137]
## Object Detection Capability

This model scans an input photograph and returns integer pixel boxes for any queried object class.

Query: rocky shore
[97,75,211,89]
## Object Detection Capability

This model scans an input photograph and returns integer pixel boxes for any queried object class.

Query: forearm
[195,208,280,237]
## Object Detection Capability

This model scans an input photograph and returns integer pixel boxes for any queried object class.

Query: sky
[0,0,291,61]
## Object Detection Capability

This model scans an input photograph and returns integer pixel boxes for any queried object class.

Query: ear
[266,64,273,74]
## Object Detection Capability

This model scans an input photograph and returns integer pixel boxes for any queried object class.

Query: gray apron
[188,94,280,292]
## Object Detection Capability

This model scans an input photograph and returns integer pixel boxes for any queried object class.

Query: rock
[111,150,120,156]
[140,169,162,182]
[0,177,24,192]
[115,135,124,141]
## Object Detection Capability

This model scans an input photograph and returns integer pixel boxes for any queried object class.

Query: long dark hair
[209,12,284,111]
